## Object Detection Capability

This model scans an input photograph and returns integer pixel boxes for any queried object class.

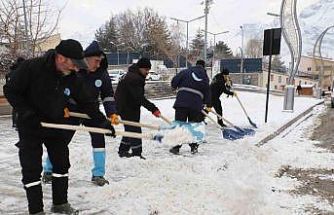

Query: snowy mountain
[299,0,334,58]
[237,0,334,65]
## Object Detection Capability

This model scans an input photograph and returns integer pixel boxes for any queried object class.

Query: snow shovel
[40,122,164,142]
[159,114,172,124]
[68,111,183,131]
[67,111,202,144]
[68,111,163,130]
[210,110,255,136]
[235,94,258,128]
[201,110,244,141]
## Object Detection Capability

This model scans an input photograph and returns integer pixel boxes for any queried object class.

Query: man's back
[171,65,210,111]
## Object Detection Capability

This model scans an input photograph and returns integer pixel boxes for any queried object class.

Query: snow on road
[1,92,332,214]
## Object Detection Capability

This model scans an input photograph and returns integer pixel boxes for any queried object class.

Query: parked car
[146,71,161,81]
[108,69,125,83]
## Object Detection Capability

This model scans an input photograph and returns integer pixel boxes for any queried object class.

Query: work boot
[189,143,199,154]
[133,154,146,160]
[118,151,132,158]
[169,145,181,155]
[30,212,45,215]
[218,120,226,127]
[42,172,52,184]
[91,176,109,186]
[51,203,79,215]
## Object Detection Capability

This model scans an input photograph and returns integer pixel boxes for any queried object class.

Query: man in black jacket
[115,58,161,159]
[209,68,236,126]
[3,39,115,215]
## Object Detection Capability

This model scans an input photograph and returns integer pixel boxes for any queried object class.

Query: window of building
[307,67,312,71]
[278,76,282,83]
[270,75,274,81]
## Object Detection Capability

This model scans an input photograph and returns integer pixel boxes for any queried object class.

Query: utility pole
[203,0,213,63]
[240,25,244,83]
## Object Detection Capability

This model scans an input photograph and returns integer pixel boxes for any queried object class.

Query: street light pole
[171,15,205,68]
[117,49,119,65]
[201,30,229,78]
[204,0,209,63]
[186,22,189,68]
[240,25,244,83]
[110,41,125,65]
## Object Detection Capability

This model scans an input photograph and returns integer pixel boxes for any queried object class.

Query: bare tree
[168,22,185,67]
[0,0,23,56]
[0,0,63,58]
[245,38,263,58]
[95,7,182,64]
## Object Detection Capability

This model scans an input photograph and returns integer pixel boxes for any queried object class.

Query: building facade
[299,55,334,89]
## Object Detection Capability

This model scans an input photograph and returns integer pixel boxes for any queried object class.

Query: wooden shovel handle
[159,115,172,124]
[201,110,223,129]
[68,111,160,130]
[40,122,154,139]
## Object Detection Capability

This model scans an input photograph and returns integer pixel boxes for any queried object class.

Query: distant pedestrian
[296,84,302,96]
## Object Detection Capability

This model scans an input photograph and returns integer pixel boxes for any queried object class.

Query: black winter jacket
[3,50,107,132]
[210,73,234,101]
[171,66,211,112]
[77,55,116,117]
[115,64,157,115]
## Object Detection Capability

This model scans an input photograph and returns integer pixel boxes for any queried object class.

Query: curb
[256,100,325,147]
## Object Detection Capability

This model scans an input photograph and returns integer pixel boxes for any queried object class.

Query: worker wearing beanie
[115,58,161,159]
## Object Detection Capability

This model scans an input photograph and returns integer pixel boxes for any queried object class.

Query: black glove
[101,120,116,138]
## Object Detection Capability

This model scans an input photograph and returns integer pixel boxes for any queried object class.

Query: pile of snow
[1,91,332,214]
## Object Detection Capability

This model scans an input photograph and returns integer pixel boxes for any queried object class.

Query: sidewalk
[0,96,11,115]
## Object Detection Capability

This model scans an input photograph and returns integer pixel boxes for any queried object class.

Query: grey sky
[55,0,318,51]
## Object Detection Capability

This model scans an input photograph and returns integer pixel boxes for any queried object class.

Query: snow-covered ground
[1,91,332,214]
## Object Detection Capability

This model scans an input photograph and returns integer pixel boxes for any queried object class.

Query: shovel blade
[222,128,245,140]
[242,128,256,136]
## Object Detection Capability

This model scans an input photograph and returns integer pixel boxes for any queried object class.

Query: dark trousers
[211,97,223,124]
[83,119,105,148]
[12,109,18,128]
[119,109,142,156]
[17,128,71,214]
[175,107,204,123]
[174,107,204,148]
